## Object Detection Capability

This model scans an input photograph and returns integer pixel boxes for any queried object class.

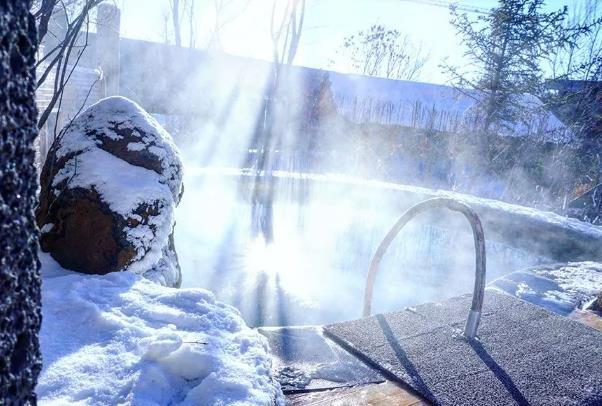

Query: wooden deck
[286,381,428,406]
[569,308,602,331]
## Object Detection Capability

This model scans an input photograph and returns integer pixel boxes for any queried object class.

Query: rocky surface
[37,96,184,287]
[0,1,43,403]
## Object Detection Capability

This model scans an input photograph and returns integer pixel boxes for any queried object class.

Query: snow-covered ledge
[37,253,284,405]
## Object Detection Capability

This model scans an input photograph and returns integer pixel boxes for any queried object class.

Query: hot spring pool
[175,168,601,327]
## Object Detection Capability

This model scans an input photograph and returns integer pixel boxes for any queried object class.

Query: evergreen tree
[444,0,568,141]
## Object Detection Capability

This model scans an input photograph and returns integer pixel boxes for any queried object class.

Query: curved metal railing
[362,197,486,339]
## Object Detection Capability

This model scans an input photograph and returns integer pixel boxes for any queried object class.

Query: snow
[40,223,54,234]
[63,96,178,168]
[47,97,184,285]
[37,253,283,405]
[53,147,175,271]
[327,72,571,142]
[488,262,602,315]
[191,166,602,241]
[52,96,182,202]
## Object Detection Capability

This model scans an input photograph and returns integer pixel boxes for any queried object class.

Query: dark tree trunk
[0,0,43,403]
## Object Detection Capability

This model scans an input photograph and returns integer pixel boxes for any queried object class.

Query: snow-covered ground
[329,72,570,141]
[37,253,283,405]
[489,262,602,316]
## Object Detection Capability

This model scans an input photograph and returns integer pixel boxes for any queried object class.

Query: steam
[44,1,596,328]
[144,53,561,327]
[174,168,550,327]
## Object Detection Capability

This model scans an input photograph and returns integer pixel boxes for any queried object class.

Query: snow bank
[37,253,283,405]
[489,262,602,315]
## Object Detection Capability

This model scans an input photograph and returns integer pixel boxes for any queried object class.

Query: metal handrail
[362,197,486,339]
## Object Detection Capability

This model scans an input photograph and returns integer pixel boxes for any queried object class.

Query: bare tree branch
[339,25,429,80]
[34,0,103,130]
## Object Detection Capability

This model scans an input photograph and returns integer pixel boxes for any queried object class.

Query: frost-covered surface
[46,96,183,284]
[328,72,570,141]
[489,262,602,315]
[37,253,283,405]
[259,326,382,392]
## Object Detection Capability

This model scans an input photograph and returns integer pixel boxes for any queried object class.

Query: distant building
[37,2,572,173]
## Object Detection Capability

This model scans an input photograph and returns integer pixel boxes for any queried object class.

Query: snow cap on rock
[55,96,183,201]
[37,96,184,287]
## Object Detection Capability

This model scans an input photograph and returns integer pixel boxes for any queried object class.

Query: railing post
[362,197,486,340]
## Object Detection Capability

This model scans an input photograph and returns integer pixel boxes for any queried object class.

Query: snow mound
[37,253,283,405]
[488,262,602,315]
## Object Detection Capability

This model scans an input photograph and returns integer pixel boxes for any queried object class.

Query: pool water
[175,169,550,326]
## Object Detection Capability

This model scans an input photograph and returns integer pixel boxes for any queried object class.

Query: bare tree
[545,0,602,192]
[270,0,305,65]
[549,0,601,82]
[167,0,198,47]
[207,0,252,51]
[339,25,428,80]
[442,0,568,143]
[245,0,306,243]
[188,0,196,48]
[171,0,182,46]
[32,0,104,130]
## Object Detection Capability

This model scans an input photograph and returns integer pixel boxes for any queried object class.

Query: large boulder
[36,96,184,287]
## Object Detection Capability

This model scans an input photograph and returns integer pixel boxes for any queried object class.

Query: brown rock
[36,97,183,287]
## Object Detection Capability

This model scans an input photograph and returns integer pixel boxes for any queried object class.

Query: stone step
[324,291,602,405]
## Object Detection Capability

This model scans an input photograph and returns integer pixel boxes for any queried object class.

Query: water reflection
[176,168,549,326]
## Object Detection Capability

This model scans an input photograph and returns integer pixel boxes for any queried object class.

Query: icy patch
[37,253,283,405]
[488,262,602,315]
[259,326,382,392]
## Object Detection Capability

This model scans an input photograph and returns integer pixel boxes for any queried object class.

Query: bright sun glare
[244,236,285,276]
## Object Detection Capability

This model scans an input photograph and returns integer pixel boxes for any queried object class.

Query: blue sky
[115,0,577,84]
